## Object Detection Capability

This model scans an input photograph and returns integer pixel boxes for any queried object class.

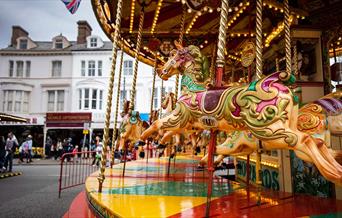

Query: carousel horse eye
[171,60,176,65]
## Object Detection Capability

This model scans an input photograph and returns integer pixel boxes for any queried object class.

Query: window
[3,90,30,113]
[79,90,82,109]
[52,61,62,77]
[84,89,89,109]
[16,61,24,77]
[81,60,86,76]
[57,90,64,111]
[88,61,95,76]
[78,88,103,110]
[98,60,102,76]
[92,89,97,109]
[25,61,31,77]
[153,88,158,109]
[120,90,127,110]
[47,90,64,111]
[99,90,103,110]
[55,39,63,49]
[9,61,14,77]
[90,38,97,47]
[19,39,28,49]
[47,91,55,111]
[123,60,133,75]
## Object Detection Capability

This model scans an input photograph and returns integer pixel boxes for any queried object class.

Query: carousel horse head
[161,92,176,111]
[158,41,210,84]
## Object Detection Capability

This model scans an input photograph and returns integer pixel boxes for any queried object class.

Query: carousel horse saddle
[202,88,227,112]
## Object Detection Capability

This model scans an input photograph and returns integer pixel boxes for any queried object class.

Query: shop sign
[46,112,92,128]
[237,159,280,191]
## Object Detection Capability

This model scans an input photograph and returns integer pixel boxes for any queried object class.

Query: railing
[58,151,97,198]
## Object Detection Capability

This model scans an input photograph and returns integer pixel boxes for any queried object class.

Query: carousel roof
[91,0,342,67]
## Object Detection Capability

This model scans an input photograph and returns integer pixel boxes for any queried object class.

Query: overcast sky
[0,0,109,48]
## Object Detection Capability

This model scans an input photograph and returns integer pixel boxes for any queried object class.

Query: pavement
[0,163,83,218]
[13,158,62,166]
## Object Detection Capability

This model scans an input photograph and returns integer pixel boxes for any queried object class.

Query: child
[94,143,102,166]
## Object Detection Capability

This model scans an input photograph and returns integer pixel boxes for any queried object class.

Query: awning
[0,113,28,123]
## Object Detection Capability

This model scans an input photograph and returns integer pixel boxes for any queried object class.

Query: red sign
[46,113,92,126]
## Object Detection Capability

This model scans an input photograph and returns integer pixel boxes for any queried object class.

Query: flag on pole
[61,0,82,14]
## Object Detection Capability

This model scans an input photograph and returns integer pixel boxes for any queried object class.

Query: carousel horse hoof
[170,153,175,159]
[176,145,182,152]
[157,143,166,149]
[139,151,145,159]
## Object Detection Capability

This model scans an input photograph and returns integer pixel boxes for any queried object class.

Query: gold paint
[216,0,229,68]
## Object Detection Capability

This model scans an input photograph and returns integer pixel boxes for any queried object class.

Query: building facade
[0,21,175,153]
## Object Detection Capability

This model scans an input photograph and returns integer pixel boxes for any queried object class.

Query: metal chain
[255,0,263,79]
[129,8,145,111]
[111,49,124,167]
[98,0,123,193]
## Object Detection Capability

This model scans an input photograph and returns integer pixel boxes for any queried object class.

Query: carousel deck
[84,156,342,218]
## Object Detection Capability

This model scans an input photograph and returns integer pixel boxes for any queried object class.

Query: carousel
[66,0,342,217]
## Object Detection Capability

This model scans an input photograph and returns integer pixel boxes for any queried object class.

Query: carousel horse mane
[161,92,176,111]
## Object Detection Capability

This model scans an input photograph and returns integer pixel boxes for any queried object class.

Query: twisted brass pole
[150,56,158,121]
[255,0,263,79]
[160,79,164,119]
[174,6,186,100]
[98,0,123,193]
[284,0,292,80]
[111,49,124,168]
[216,0,229,69]
[293,44,298,77]
[129,8,145,111]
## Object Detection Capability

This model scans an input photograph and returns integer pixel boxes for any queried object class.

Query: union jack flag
[61,0,82,14]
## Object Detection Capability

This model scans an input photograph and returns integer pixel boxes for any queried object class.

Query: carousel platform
[83,156,342,218]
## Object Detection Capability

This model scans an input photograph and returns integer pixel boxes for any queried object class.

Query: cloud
[0,0,109,48]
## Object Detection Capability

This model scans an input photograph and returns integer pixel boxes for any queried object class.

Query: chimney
[77,21,92,44]
[11,26,29,47]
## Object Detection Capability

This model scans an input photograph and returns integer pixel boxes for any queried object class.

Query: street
[0,160,83,218]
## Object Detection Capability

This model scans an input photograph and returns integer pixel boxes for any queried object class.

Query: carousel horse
[136,42,342,184]
[115,100,149,159]
[200,92,342,166]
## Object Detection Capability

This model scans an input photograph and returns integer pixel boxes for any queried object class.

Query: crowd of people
[0,131,107,173]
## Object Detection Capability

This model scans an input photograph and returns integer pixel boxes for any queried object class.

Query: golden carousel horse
[135,42,342,184]
[115,100,149,159]
[199,92,342,167]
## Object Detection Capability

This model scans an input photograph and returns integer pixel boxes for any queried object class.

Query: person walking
[56,138,63,160]
[4,132,18,172]
[0,136,6,172]
[26,135,33,163]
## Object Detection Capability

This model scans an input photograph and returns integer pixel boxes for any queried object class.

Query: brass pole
[174,5,186,100]
[255,0,263,79]
[284,0,292,80]
[150,55,158,123]
[255,0,263,205]
[129,7,145,111]
[293,44,298,79]
[206,1,229,217]
[160,79,164,119]
[111,49,124,168]
[276,58,280,72]
[98,0,123,193]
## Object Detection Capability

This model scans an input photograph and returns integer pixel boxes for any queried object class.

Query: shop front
[44,112,92,156]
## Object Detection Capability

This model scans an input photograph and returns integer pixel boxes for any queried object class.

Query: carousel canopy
[92,0,342,68]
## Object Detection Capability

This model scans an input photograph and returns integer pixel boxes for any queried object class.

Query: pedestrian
[0,136,6,172]
[4,132,18,172]
[94,142,103,167]
[72,145,79,162]
[26,135,33,163]
[57,138,63,160]
[45,136,52,158]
